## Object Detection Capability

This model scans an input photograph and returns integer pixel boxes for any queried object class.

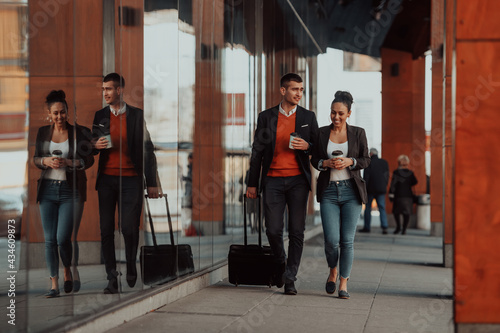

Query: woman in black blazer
[311,91,370,299]
[33,90,94,297]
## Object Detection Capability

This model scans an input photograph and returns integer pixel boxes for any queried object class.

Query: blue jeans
[39,180,83,278]
[320,179,362,279]
[363,193,388,230]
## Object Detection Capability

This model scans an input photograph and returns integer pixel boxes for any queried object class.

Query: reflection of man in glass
[246,73,319,295]
[182,152,193,208]
[92,73,160,294]
[181,152,198,236]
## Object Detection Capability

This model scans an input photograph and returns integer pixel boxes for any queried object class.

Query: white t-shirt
[326,140,351,181]
[44,140,69,180]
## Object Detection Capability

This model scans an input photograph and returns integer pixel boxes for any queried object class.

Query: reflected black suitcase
[140,195,195,285]
[228,195,283,287]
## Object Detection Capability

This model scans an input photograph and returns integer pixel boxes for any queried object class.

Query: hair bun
[45,90,67,104]
[334,91,353,104]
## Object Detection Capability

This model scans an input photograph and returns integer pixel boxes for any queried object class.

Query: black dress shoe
[275,273,285,289]
[127,261,138,288]
[274,262,286,288]
[104,278,119,294]
[358,228,370,233]
[284,282,297,295]
[382,228,388,235]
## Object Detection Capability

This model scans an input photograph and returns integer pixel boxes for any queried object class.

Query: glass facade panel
[1,2,29,331]
[0,1,319,330]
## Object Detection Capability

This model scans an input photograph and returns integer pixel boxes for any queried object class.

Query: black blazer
[247,105,319,191]
[311,124,370,204]
[33,122,95,202]
[92,105,158,189]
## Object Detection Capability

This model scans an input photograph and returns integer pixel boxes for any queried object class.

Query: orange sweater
[102,113,138,177]
[267,112,301,177]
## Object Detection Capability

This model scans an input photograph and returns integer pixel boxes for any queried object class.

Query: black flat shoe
[73,280,81,293]
[326,280,336,294]
[45,289,60,298]
[338,290,350,299]
[284,282,297,295]
[64,270,73,293]
[64,280,73,293]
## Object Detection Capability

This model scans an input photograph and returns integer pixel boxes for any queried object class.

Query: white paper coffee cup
[332,150,343,159]
[102,134,112,149]
[289,133,300,149]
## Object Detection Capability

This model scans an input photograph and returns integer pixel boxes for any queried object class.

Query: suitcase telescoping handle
[145,195,176,248]
[243,194,262,247]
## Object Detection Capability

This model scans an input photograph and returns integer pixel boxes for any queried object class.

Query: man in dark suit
[359,148,390,234]
[92,73,160,294]
[246,73,319,295]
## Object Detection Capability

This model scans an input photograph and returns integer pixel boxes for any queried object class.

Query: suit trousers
[263,175,309,283]
[97,174,143,280]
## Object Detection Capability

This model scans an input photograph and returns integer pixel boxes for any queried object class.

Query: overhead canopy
[144,0,430,59]
[228,0,430,59]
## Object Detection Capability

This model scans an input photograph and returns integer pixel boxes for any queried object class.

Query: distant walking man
[246,73,318,295]
[359,148,389,234]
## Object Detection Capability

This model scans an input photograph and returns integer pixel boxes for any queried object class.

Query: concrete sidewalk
[106,228,453,333]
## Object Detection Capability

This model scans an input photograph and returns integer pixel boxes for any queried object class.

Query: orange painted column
[114,0,144,110]
[443,0,455,267]
[191,0,225,235]
[381,48,427,226]
[27,1,103,246]
[453,0,500,329]
[430,0,454,270]
[430,0,444,239]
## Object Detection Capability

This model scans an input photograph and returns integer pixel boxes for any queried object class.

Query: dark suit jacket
[311,124,370,204]
[33,122,95,202]
[363,155,390,194]
[92,105,158,189]
[247,105,319,191]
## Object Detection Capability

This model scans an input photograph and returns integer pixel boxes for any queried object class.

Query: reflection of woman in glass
[33,90,94,297]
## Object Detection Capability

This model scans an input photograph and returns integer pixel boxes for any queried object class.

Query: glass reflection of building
[0,1,320,331]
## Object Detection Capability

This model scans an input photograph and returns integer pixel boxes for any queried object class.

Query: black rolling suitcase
[228,194,283,287]
[140,195,195,286]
